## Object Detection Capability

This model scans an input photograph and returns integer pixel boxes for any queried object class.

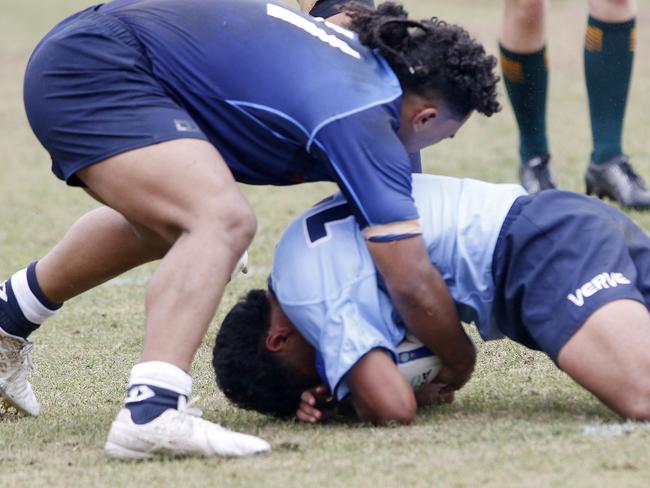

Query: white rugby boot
[0,327,39,416]
[105,396,271,459]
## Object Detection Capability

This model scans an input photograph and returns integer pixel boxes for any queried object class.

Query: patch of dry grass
[2,1,650,486]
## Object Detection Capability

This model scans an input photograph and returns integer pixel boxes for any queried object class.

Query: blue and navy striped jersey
[101,0,417,232]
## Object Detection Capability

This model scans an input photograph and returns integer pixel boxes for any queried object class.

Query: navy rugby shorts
[492,190,650,361]
[23,6,207,187]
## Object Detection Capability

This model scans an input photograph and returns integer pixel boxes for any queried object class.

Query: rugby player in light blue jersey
[0,1,500,459]
[214,173,650,424]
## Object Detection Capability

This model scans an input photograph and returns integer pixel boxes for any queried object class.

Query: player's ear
[412,107,438,133]
[265,323,292,353]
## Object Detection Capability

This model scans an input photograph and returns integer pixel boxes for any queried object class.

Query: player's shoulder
[410,173,526,203]
[272,193,374,305]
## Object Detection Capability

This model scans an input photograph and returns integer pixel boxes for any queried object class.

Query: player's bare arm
[295,363,449,425]
[367,237,476,390]
[345,349,416,424]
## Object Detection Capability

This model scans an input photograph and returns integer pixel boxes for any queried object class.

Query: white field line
[582,421,650,437]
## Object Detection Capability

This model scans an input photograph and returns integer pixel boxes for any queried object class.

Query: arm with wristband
[312,102,476,391]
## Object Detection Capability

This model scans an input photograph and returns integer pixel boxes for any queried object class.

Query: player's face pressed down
[266,295,319,380]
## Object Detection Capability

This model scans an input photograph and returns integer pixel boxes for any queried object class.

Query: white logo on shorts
[0,281,7,302]
[174,119,200,132]
[567,272,631,307]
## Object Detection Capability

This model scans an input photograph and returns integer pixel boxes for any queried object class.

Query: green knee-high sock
[585,16,635,165]
[499,45,549,162]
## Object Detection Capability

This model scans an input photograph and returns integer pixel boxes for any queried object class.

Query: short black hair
[212,289,315,418]
[345,2,501,118]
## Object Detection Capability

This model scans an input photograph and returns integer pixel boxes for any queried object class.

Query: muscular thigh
[557,299,650,418]
[76,139,253,244]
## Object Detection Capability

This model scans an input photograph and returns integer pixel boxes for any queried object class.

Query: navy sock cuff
[26,262,62,310]
[499,44,546,62]
[0,280,39,337]
[588,16,635,31]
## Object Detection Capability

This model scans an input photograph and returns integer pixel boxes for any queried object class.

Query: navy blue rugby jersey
[100,0,419,236]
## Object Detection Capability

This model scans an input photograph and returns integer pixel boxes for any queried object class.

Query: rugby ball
[396,334,442,391]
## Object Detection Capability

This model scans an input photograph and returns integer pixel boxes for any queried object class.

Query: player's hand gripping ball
[396,334,442,390]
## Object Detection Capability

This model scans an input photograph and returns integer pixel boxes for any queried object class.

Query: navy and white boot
[105,361,271,459]
[0,263,62,415]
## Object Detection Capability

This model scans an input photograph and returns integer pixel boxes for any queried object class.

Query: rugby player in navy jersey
[0,1,499,459]
[214,174,650,424]
[297,0,425,173]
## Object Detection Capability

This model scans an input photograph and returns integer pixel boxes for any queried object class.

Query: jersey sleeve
[271,194,407,399]
[309,99,422,242]
[279,274,404,401]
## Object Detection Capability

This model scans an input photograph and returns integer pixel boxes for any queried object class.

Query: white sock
[128,361,192,396]
[10,267,59,324]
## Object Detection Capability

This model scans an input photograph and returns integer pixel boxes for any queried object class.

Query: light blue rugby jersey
[271,174,526,398]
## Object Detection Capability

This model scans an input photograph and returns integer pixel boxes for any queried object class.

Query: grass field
[2,1,650,486]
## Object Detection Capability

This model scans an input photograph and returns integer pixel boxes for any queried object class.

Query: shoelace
[177,395,203,418]
[0,339,33,376]
[19,342,34,371]
[617,159,644,185]
[175,396,235,435]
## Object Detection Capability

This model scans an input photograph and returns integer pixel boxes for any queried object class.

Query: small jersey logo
[567,272,631,307]
[125,385,156,404]
[174,119,200,132]
[0,281,7,302]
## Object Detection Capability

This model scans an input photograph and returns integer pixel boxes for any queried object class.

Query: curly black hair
[212,289,316,419]
[344,2,500,117]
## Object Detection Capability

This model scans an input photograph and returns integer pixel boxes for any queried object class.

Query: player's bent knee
[228,212,257,254]
[203,201,257,255]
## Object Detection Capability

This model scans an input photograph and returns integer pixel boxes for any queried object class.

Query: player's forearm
[368,237,476,388]
[391,273,475,385]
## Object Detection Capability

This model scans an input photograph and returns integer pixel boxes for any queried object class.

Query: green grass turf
[2,0,650,486]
